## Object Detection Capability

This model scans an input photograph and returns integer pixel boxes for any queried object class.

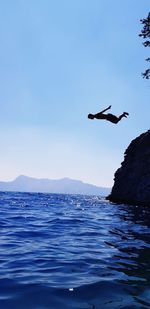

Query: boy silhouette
[88,105,129,124]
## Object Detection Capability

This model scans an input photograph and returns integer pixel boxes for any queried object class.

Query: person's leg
[117,112,129,122]
[106,113,119,123]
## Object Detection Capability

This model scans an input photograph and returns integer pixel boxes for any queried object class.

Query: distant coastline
[0,175,111,196]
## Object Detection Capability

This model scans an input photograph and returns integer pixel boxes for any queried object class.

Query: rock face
[108,130,150,206]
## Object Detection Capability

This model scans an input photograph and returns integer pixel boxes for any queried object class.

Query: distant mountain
[0,175,111,196]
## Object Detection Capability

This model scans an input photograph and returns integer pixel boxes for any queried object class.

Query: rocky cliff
[107,130,150,206]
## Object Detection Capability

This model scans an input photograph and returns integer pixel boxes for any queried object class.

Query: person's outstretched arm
[100,105,111,113]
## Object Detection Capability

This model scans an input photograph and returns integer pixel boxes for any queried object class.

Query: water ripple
[0,191,150,308]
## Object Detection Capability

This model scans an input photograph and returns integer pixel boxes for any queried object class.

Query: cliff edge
[107,130,150,206]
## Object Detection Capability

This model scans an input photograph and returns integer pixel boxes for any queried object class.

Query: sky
[0,0,149,187]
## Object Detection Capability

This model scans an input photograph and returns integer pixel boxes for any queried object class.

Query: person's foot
[123,112,129,117]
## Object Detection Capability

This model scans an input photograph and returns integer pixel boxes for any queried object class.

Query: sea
[0,191,150,309]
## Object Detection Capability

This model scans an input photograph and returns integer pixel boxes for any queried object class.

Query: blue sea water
[0,192,150,309]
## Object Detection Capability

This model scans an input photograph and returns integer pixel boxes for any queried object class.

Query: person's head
[88,113,94,120]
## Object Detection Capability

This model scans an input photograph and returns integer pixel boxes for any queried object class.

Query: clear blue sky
[0,0,149,187]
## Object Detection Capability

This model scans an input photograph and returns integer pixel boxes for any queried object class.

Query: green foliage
[139,12,150,79]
